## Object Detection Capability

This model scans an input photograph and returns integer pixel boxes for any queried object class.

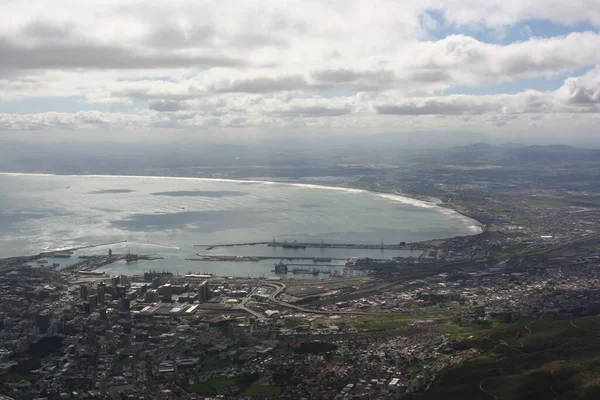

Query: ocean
[0,173,481,277]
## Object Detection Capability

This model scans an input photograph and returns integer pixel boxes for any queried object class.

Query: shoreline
[0,171,483,260]
[0,171,482,227]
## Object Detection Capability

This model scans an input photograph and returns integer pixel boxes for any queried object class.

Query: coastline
[0,171,484,235]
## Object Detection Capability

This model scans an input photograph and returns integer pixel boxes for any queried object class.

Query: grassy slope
[413,316,600,400]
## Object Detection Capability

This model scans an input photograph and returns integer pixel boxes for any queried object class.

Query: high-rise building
[158,284,172,302]
[99,373,107,396]
[119,298,130,313]
[88,294,98,313]
[79,285,88,301]
[97,285,105,305]
[34,312,51,335]
[145,290,159,303]
[198,280,210,302]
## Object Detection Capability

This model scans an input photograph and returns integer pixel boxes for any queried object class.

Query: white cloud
[1,1,600,136]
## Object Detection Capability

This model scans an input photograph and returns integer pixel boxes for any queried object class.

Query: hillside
[412,316,600,399]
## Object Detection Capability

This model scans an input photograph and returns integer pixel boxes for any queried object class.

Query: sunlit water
[0,173,481,277]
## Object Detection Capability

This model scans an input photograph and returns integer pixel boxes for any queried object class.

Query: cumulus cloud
[1,1,600,135]
[375,100,498,116]
[148,100,188,112]
[213,75,307,93]
[0,39,246,71]
[272,105,354,118]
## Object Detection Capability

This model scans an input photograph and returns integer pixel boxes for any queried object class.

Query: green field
[415,316,600,399]
[188,377,238,394]
[198,361,232,373]
[243,385,282,396]
[526,196,600,209]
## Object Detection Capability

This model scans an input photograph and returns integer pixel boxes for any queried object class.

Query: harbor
[195,239,430,251]
[186,254,348,262]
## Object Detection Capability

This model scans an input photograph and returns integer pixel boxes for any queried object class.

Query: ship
[292,268,311,274]
[144,270,173,281]
[281,243,307,249]
[273,261,288,274]
[313,257,332,263]
[52,251,73,258]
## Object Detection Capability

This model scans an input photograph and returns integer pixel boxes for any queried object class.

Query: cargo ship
[273,261,288,274]
[292,268,311,274]
[52,251,73,258]
[281,243,307,249]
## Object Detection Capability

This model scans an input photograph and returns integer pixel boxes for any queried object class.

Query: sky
[1,0,600,143]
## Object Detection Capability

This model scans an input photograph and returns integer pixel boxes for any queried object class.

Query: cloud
[272,105,353,118]
[213,75,307,93]
[375,99,498,115]
[557,67,600,105]
[144,25,216,49]
[2,1,600,137]
[310,69,396,91]
[148,100,188,112]
[0,39,246,71]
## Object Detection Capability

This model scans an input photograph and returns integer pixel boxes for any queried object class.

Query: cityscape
[2,144,600,398]
[3,1,600,399]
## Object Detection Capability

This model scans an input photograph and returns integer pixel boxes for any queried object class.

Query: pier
[194,242,270,250]
[186,255,347,262]
[194,240,428,250]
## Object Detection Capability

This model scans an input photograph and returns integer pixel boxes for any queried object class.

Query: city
[2,169,600,398]
[3,1,600,399]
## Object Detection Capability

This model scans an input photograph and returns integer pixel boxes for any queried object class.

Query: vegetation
[292,341,337,354]
[525,196,600,209]
[188,377,238,394]
[198,361,232,373]
[414,316,600,399]
[243,384,282,396]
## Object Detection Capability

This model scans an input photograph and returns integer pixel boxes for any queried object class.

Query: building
[145,290,159,303]
[88,294,98,313]
[97,285,105,305]
[79,285,88,301]
[99,373,107,396]
[34,312,51,335]
[198,280,210,302]
[120,298,130,313]
[158,284,172,302]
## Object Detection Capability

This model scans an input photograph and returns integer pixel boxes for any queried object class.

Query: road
[235,288,266,320]
[262,281,427,317]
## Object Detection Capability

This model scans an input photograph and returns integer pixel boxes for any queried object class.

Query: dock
[186,255,347,262]
[194,240,427,251]
[194,242,270,250]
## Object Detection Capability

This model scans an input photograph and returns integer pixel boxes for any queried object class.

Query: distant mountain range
[1,137,599,175]
[432,143,600,166]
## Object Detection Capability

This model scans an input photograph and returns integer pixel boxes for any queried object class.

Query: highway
[261,281,403,316]
[234,288,266,320]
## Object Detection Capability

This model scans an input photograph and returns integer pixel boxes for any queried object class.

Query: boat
[281,243,307,249]
[292,268,311,274]
[274,261,288,274]
[313,258,332,263]
[36,259,48,264]
[52,251,73,258]
[77,271,106,276]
